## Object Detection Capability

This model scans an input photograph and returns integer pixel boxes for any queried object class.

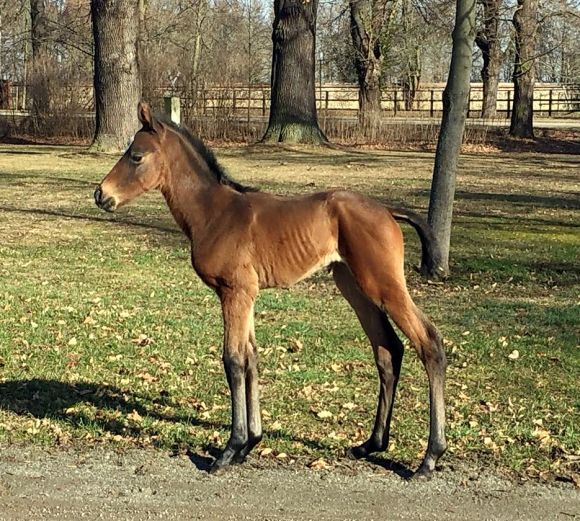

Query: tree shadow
[0,205,183,238]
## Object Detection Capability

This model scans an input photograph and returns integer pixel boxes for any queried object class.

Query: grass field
[0,142,578,482]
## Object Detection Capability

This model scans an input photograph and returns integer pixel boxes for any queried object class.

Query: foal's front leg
[211,288,258,473]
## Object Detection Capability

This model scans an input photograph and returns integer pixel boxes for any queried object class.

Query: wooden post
[393,89,398,116]
[164,95,181,124]
[467,90,471,118]
[430,89,435,117]
[548,89,553,117]
[262,90,266,116]
[506,89,511,119]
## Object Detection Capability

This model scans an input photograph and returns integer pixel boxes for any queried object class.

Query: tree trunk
[475,0,502,119]
[422,0,476,278]
[30,0,51,123]
[262,0,326,144]
[509,0,538,138]
[349,0,385,136]
[90,0,142,152]
[402,0,421,111]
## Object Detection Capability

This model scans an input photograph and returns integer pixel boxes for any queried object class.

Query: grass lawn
[0,142,578,482]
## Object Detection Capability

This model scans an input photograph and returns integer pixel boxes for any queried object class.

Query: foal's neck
[160,134,231,242]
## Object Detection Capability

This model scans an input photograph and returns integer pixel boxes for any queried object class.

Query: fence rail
[1,82,579,120]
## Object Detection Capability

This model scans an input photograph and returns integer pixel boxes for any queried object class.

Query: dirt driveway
[0,446,578,521]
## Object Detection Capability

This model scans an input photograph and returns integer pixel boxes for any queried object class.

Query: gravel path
[0,447,578,521]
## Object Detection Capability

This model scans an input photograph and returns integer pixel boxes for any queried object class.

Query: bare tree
[475,0,503,118]
[509,0,538,138]
[423,0,477,278]
[90,0,142,152]
[349,0,395,133]
[262,0,326,144]
[29,0,51,120]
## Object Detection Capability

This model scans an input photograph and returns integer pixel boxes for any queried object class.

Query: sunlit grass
[0,144,578,481]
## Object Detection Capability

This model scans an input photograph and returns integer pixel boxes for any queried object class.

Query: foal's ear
[137,101,163,134]
[137,101,155,130]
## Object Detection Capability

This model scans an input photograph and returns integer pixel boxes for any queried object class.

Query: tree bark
[349,0,387,136]
[401,0,421,111]
[90,0,142,152]
[475,0,502,119]
[30,0,51,121]
[262,0,326,144]
[423,0,476,278]
[509,0,538,138]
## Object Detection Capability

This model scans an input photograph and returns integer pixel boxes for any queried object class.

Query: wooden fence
[1,81,579,120]
[173,83,580,120]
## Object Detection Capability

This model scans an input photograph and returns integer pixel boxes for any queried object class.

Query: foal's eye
[130,152,144,164]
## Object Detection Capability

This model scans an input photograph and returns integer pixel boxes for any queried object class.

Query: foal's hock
[95,102,447,478]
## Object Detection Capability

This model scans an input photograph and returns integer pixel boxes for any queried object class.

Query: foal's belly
[257,249,342,289]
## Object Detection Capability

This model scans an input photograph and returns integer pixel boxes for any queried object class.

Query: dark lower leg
[349,337,403,459]
[415,339,447,478]
[211,354,248,472]
[233,350,262,463]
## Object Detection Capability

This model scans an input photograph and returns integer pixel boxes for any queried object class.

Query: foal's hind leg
[379,289,447,478]
[333,263,404,459]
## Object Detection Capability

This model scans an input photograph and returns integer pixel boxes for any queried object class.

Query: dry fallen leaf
[508,350,520,360]
[308,457,330,470]
[316,410,333,419]
[127,410,143,423]
[288,339,304,353]
[132,334,154,346]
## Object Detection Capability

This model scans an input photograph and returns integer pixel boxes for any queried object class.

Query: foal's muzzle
[94,185,116,212]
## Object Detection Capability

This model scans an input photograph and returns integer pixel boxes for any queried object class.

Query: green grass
[0,144,578,481]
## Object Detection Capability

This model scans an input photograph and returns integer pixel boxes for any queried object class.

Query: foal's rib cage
[95,102,447,478]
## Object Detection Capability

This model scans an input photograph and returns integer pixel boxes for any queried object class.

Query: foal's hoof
[346,444,369,460]
[412,465,434,481]
[209,461,231,475]
[232,452,248,465]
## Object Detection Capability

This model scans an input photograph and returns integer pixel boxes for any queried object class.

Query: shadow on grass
[0,378,345,471]
[0,205,182,237]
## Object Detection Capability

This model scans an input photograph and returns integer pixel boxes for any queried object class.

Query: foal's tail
[390,208,445,279]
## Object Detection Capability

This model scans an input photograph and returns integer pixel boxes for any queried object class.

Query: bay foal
[95,102,447,478]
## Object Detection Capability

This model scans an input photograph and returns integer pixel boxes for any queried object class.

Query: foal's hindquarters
[330,193,447,477]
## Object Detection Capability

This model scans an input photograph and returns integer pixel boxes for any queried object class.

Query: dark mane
[157,114,257,193]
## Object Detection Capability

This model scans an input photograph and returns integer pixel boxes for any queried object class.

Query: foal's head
[94,102,167,212]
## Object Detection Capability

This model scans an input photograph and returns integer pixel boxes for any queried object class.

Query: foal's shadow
[0,378,221,438]
[364,454,415,480]
[0,379,414,478]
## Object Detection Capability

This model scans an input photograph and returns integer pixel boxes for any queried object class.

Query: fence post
[232,89,237,113]
[430,89,434,117]
[548,89,553,117]
[164,95,181,124]
[262,90,266,116]
[506,89,511,119]
[467,91,471,118]
[393,89,398,116]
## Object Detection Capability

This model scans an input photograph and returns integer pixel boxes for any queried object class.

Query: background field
[0,142,578,483]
